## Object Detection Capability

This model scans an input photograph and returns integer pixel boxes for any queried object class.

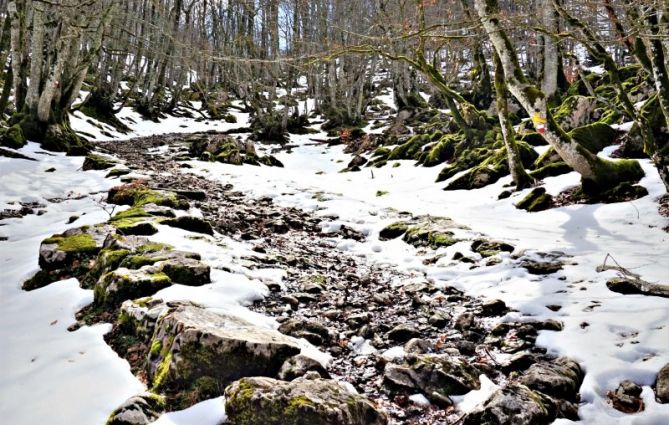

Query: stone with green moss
[387,134,430,161]
[225,376,388,425]
[106,168,131,178]
[529,162,572,180]
[38,225,113,271]
[83,153,118,171]
[568,122,617,154]
[0,124,26,149]
[147,304,300,400]
[471,239,515,258]
[379,222,410,241]
[463,383,556,425]
[516,188,553,212]
[107,185,187,209]
[94,267,172,307]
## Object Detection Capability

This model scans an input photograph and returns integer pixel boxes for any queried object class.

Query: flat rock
[519,357,583,401]
[278,318,333,346]
[94,267,172,307]
[148,304,301,395]
[225,376,388,425]
[105,393,163,425]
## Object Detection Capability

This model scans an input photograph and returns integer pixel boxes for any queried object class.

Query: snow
[452,375,500,413]
[153,396,226,425]
[0,143,143,425]
[188,135,669,423]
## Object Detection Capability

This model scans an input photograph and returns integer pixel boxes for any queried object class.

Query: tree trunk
[474,0,644,193]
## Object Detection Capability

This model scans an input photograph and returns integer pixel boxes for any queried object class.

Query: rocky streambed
[20,132,633,424]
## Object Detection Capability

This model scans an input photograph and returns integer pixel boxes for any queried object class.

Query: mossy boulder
[568,122,617,154]
[472,239,515,258]
[403,223,458,249]
[387,134,431,161]
[529,162,572,179]
[83,153,117,171]
[553,95,599,131]
[106,168,132,178]
[417,133,462,167]
[0,124,26,149]
[94,267,172,307]
[516,188,553,212]
[444,165,504,191]
[519,358,584,401]
[225,376,388,425]
[147,304,301,400]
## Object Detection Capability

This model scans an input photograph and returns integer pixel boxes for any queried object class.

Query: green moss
[105,168,131,178]
[150,339,162,357]
[375,190,389,197]
[44,233,97,254]
[120,255,163,269]
[0,124,26,149]
[379,222,409,240]
[151,352,172,392]
[285,395,315,417]
[83,154,116,170]
[418,134,460,167]
[403,226,458,249]
[529,161,572,179]
[388,134,430,160]
[584,158,645,195]
[137,242,173,253]
[516,188,553,212]
[568,122,617,153]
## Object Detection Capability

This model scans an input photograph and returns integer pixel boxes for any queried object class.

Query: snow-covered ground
[2,106,668,424]
[187,134,669,424]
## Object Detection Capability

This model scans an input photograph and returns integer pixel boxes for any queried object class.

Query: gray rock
[279,355,330,380]
[387,324,421,343]
[38,224,113,270]
[519,357,583,401]
[94,267,172,307]
[106,393,164,425]
[383,354,480,404]
[162,215,214,235]
[225,376,387,425]
[278,318,333,346]
[148,304,301,394]
[464,384,555,425]
[656,363,669,403]
[481,299,508,317]
[609,380,644,413]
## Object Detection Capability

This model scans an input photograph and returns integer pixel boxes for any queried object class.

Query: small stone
[387,324,421,343]
[608,380,644,413]
[480,299,508,317]
[278,355,330,381]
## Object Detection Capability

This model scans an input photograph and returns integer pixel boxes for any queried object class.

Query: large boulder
[148,304,301,396]
[225,376,388,425]
[463,384,556,425]
[94,267,172,307]
[38,224,113,270]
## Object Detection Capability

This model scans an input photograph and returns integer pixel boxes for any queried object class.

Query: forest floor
[1,104,669,425]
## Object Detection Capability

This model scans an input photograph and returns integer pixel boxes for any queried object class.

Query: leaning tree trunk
[493,52,533,190]
[474,0,644,194]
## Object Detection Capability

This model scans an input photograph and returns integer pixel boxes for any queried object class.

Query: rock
[428,311,450,328]
[348,155,368,169]
[519,258,563,275]
[656,363,669,403]
[279,355,330,380]
[162,216,214,235]
[0,124,26,149]
[608,380,644,413]
[481,299,508,317]
[378,222,409,240]
[464,383,556,425]
[116,220,159,236]
[519,358,583,401]
[94,267,172,307]
[38,224,112,270]
[299,274,327,293]
[444,165,504,191]
[148,304,300,396]
[224,376,388,425]
[472,239,514,257]
[607,277,669,298]
[515,188,553,212]
[83,153,117,171]
[387,324,421,343]
[158,257,211,286]
[383,354,480,404]
[454,312,476,332]
[278,318,333,346]
[105,393,164,425]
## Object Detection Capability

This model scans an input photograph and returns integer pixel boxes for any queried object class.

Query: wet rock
[656,363,669,403]
[279,355,330,380]
[225,376,388,425]
[106,393,164,425]
[278,318,333,346]
[83,153,117,171]
[387,324,421,343]
[383,354,480,404]
[519,358,583,401]
[148,304,300,396]
[608,380,644,413]
[464,383,556,425]
[162,216,214,235]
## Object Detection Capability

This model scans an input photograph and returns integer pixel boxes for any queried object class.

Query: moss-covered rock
[387,134,431,161]
[147,304,301,402]
[378,222,410,241]
[444,165,504,191]
[403,225,458,249]
[83,153,117,171]
[516,188,553,212]
[225,376,388,425]
[107,183,188,209]
[568,122,617,153]
[94,267,172,307]
[106,168,132,178]
[471,239,515,258]
[0,124,26,149]
[529,162,572,179]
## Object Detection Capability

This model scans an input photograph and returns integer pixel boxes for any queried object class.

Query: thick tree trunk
[541,0,559,100]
